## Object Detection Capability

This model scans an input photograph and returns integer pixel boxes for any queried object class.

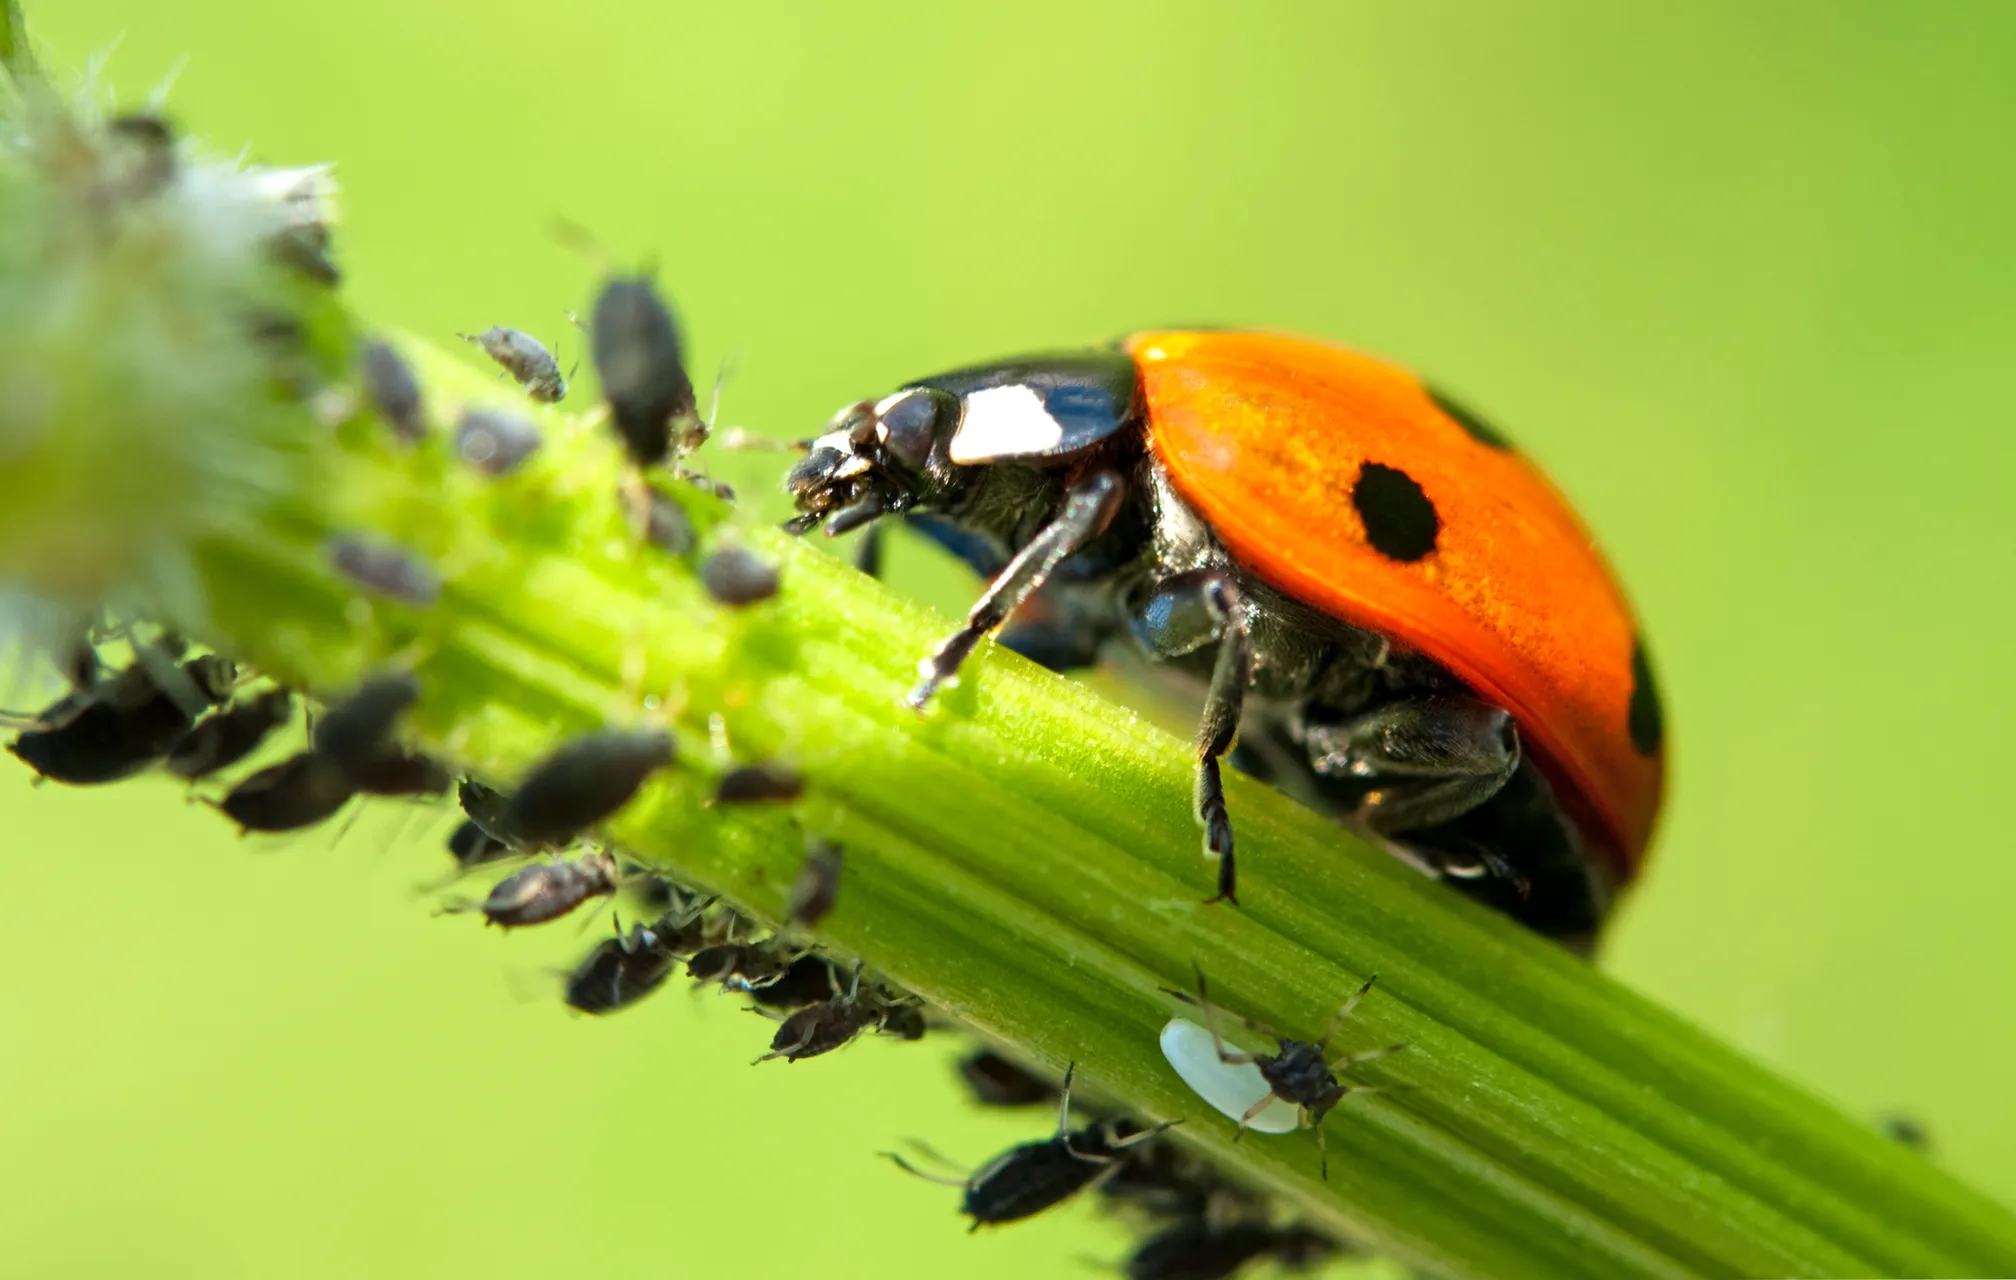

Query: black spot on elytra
[1351,462,1439,562]
[1627,641,1663,756]
[1427,386,1514,451]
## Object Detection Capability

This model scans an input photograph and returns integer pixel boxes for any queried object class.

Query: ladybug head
[784,388,960,535]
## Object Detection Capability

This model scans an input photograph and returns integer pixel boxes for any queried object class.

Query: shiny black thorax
[787,349,1608,943]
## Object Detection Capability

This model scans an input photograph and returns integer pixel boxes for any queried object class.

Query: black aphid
[783,840,841,927]
[166,689,295,780]
[218,752,358,832]
[497,728,675,850]
[714,762,805,807]
[345,749,452,798]
[745,955,844,1012]
[687,942,793,992]
[8,657,228,785]
[884,1065,1174,1229]
[106,113,177,197]
[699,544,780,607]
[459,327,570,403]
[639,487,695,554]
[755,962,922,1064]
[1122,1219,1340,1280]
[480,851,621,928]
[360,341,426,442]
[957,1049,1059,1109]
[1164,968,1405,1180]
[455,406,543,476]
[457,779,513,844]
[446,818,511,868]
[589,275,696,468]
[311,672,419,775]
[328,536,442,606]
[564,914,685,1015]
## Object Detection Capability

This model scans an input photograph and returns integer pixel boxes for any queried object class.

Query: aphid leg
[1234,1091,1282,1144]
[1192,573,1253,904]
[906,471,1124,710]
[1314,975,1378,1050]
[1051,1061,1080,1136]
[1328,1043,1408,1073]
[881,1151,970,1189]
[1173,967,1261,1067]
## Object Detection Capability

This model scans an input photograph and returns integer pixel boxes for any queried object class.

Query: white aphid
[1158,1018,1301,1134]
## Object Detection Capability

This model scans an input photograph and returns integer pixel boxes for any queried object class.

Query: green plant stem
[144,341,2016,1279]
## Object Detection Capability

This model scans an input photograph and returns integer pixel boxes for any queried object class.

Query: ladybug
[784,330,1664,946]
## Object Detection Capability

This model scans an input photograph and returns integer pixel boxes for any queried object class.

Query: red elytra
[1126,329,1664,881]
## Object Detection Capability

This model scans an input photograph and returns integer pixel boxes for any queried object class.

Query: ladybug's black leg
[1131,569,1255,903]
[906,472,1125,709]
[1301,695,1519,838]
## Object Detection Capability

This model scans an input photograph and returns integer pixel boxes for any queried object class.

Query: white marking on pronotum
[1158,1018,1301,1134]
[947,384,1064,464]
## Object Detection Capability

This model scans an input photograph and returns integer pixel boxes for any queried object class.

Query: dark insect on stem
[638,487,695,554]
[956,1049,1059,1108]
[456,779,514,845]
[344,748,452,797]
[1162,967,1405,1180]
[783,840,841,927]
[714,762,805,807]
[496,728,676,850]
[589,275,697,468]
[166,689,295,780]
[1121,1218,1341,1280]
[699,544,780,607]
[688,941,794,992]
[744,955,845,1012]
[310,673,419,777]
[753,961,924,1064]
[458,327,571,403]
[480,851,621,928]
[328,536,442,607]
[446,818,511,868]
[563,911,694,1015]
[455,406,543,476]
[7,654,232,785]
[883,1064,1175,1228]
[217,751,358,833]
[360,340,426,442]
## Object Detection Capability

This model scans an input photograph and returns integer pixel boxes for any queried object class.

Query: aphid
[1881,1114,1932,1152]
[8,657,227,785]
[165,689,295,780]
[639,487,695,554]
[699,544,780,607]
[787,332,1664,936]
[345,749,452,797]
[589,275,698,468]
[328,536,442,607]
[1122,1219,1340,1280]
[687,942,793,992]
[360,341,426,442]
[218,751,358,833]
[564,915,683,1015]
[956,1049,1059,1108]
[480,851,621,928]
[455,406,543,476]
[310,672,420,775]
[456,779,513,844]
[755,962,927,1063]
[782,840,841,927]
[459,327,570,403]
[884,1065,1174,1229]
[1162,969,1404,1180]
[497,728,676,850]
[714,762,806,807]
[678,469,735,502]
[745,955,845,1012]
[1094,1124,1256,1222]
[446,818,511,868]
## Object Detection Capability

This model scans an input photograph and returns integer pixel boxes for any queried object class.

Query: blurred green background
[9,2,2016,1275]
